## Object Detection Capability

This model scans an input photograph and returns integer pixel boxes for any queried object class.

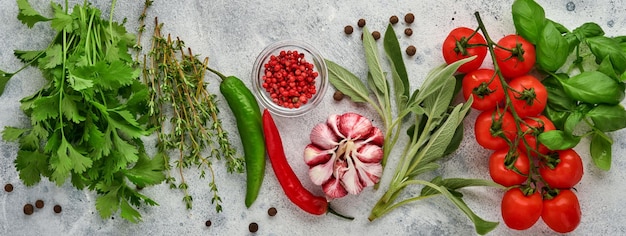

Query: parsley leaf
[16,0,50,28]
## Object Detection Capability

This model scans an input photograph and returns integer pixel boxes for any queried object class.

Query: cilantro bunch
[1,0,165,222]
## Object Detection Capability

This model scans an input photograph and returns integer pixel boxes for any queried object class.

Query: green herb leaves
[2,0,165,222]
[514,0,626,171]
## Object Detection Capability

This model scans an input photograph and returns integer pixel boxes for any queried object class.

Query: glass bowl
[251,39,329,117]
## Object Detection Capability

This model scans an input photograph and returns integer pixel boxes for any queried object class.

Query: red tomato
[494,35,536,78]
[501,188,542,230]
[519,115,556,156]
[462,69,505,111]
[542,189,581,233]
[489,148,530,187]
[507,75,548,118]
[442,27,488,73]
[475,109,517,150]
[540,149,584,189]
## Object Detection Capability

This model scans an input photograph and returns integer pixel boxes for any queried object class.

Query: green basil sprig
[513,0,626,170]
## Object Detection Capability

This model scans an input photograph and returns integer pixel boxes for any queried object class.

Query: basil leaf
[558,71,625,105]
[597,56,620,81]
[325,59,370,103]
[563,103,591,135]
[542,74,577,110]
[586,36,626,75]
[538,130,581,150]
[512,0,546,44]
[537,21,570,71]
[383,24,410,110]
[572,22,605,40]
[544,105,570,130]
[590,131,613,171]
[587,104,626,132]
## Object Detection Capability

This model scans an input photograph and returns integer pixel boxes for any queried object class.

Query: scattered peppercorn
[4,183,13,192]
[35,200,44,209]
[249,222,259,233]
[372,31,381,40]
[333,90,344,101]
[344,25,354,35]
[404,28,413,36]
[357,19,366,27]
[389,15,399,24]
[205,220,212,227]
[268,207,277,216]
[406,45,417,56]
[261,50,319,109]
[405,13,415,24]
[53,205,62,213]
[24,204,34,215]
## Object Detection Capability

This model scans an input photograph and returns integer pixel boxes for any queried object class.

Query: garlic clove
[354,161,383,187]
[338,113,374,140]
[322,176,348,199]
[309,122,340,150]
[355,144,383,163]
[342,158,365,195]
[303,144,332,166]
[308,157,335,185]
[367,127,385,146]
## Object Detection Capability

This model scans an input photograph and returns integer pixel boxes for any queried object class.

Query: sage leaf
[363,27,388,97]
[587,104,626,132]
[537,21,570,71]
[421,177,503,197]
[538,130,581,150]
[590,131,613,171]
[325,59,370,103]
[423,75,455,119]
[419,180,499,235]
[512,0,546,44]
[383,24,410,110]
[558,71,625,105]
[413,56,475,105]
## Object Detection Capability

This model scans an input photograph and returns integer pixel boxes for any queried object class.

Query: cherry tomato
[501,188,542,230]
[519,115,556,156]
[475,109,517,150]
[462,69,505,111]
[542,189,581,233]
[489,148,530,187]
[442,27,488,73]
[540,149,584,189]
[507,75,548,118]
[494,35,536,78]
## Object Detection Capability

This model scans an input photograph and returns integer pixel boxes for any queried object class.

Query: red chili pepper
[262,109,353,219]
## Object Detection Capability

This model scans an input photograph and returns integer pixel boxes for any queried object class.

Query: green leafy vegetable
[511,0,546,44]
[1,0,165,222]
[536,21,570,71]
[558,71,624,105]
[590,131,612,170]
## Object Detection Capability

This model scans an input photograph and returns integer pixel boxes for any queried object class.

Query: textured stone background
[1,0,625,235]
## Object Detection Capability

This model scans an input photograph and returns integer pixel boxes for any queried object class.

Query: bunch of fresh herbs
[512,0,626,170]
[1,0,165,222]
[142,18,244,212]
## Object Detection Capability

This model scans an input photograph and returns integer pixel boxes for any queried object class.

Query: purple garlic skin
[304,113,384,199]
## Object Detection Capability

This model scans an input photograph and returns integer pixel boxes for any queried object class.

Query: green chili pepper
[209,68,266,208]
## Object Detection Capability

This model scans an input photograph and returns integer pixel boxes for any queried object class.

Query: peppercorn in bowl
[251,40,329,117]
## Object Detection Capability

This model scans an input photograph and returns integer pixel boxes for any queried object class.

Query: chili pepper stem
[207,66,228,80]
[326,204,355,220]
